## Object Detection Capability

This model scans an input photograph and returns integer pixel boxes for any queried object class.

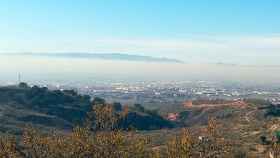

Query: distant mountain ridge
[1,53,183,63]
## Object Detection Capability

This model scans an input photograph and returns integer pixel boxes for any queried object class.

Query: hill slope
[0,83,173,134]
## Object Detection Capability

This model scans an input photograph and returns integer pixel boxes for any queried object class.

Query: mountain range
[0,53,183,63]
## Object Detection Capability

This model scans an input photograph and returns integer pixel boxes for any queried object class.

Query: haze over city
[1,1,280,85]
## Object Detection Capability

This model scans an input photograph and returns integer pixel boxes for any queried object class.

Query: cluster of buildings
[16,80,280,106]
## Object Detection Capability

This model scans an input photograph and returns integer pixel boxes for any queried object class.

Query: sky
[0,0,280,65]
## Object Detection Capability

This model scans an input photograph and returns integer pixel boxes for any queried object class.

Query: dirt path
[244,108,258,122]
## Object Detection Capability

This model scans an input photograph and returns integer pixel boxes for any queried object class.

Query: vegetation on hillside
[0,83,173,133]
[0,83,280,157]
[0,113,279,157]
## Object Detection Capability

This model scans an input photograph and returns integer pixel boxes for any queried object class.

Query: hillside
[0,83,91,134]
[0,83,173,134]
[0,84,279,157]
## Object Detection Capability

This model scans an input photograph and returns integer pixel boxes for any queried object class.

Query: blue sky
[1,0,280,64]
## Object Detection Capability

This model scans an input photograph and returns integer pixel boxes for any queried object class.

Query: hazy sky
[0,0,280,65]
